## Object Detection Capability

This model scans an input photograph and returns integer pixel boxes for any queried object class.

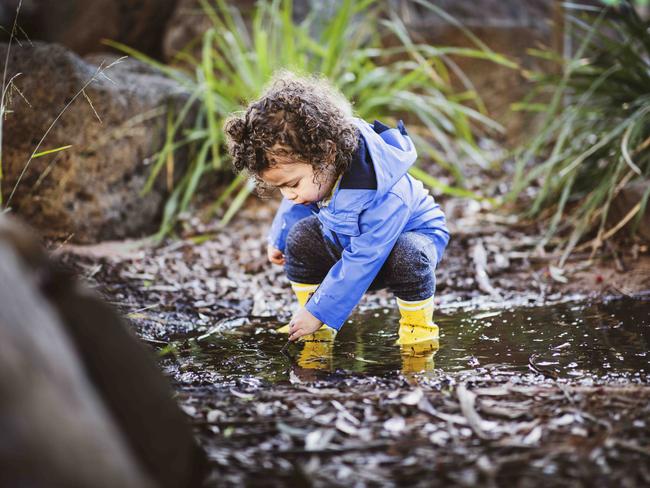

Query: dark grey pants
[284,215,437,301]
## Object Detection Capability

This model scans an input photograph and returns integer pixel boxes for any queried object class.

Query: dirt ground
[57,196,650,487]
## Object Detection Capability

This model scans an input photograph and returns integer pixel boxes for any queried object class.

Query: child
[224,73,449,358]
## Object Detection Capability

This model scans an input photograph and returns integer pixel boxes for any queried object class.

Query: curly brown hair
[223,72,359,195]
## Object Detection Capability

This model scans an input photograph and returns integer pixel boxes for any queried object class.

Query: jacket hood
[316,118,418,236]
[354,118,417,198]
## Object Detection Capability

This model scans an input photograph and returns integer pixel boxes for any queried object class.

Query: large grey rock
[0,42,191,243]
[163,0,212,62]
[163,0,257,61]
[0,215,205,487]
[162,0,338,61]
[394,0,553,33]
[0,0,178,58]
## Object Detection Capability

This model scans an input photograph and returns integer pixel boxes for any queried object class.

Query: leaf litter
[56,200,650,486]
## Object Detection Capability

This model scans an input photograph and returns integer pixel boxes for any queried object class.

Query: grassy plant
[510,1,650,264]
[109,0,513,238]
[0,0,25,206]
[601,0,648,5]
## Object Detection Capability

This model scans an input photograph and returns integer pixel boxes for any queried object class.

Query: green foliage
[601,0,648,5]
[510,1,650,264]
[110,0,513,238]
[32,145,73,159]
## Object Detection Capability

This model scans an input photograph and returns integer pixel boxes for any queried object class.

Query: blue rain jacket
[267,118,450,330]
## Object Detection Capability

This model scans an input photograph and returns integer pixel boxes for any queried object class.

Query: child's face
[260,148,337,205]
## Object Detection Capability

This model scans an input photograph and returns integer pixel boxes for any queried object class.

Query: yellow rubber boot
[400,339,439,373]
[396,296,439,345]
[291,282,320,307]
[278,282,336,369]
[277,282,319,333]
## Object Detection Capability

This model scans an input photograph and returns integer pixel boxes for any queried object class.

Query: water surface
[170,297,650,383]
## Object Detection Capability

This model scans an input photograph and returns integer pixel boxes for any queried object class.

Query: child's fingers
[267,245,283,260]
[288,320,301,341]
[268,251,285,265]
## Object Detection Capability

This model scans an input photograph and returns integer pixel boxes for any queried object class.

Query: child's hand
[267,244,285,265]
[288,307,323,341]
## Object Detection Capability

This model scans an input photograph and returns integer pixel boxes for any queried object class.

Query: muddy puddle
[166,297,650,384]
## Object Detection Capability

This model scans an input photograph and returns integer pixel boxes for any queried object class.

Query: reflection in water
[297,338,334,370]
[297,326,336,370]
[173,297,650,384]
[296,330,440,374]
[400,339,439,373]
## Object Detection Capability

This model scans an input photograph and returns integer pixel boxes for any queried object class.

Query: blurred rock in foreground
[0,215,205,488]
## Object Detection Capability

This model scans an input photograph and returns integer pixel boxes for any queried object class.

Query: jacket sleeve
[267,198,318,252]
[305,192,410,330]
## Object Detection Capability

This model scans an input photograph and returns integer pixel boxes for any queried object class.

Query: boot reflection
[297,326,336,371]
[400,339,439,373]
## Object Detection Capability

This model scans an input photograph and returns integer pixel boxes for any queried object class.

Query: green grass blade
[32,145,72,158]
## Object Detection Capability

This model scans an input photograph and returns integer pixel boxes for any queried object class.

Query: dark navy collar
[339,133,378,190]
